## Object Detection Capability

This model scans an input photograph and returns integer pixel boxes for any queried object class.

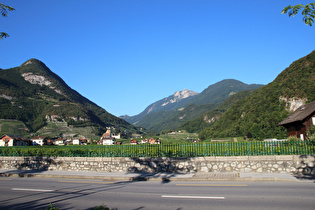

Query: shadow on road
[0,177,156,210]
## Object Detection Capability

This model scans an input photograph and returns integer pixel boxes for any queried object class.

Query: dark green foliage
[134,103,216,132]
[0,59,140,136]
[282,3,315,26]
[199,50,315,140]
[187,79,263,106]
[91,204,117,210]
[44,203,59,210]
[0,3,15,39]
[180,89,258,133]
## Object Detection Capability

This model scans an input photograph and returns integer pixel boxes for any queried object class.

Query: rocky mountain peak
[162,89,198,107]
[173,89,198,100]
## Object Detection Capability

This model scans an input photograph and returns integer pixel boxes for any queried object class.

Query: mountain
[122,79,263,132]
[186,79,263,105]
[179,89,259,133]
[0,59,140,138]
[198,50,315,140]
[121,89,198,124]
[131,103,217,132]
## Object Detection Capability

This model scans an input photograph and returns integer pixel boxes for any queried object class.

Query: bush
[44,203,59,210]
[287,135,300,142]
[308,134,315,142]
[91,204,117,210]
[308,125,315,135]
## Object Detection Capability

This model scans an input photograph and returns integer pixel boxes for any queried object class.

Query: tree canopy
[282,3,315,26]
[1,3,15,39]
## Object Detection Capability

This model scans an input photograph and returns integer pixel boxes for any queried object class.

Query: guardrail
[0,141,314,157]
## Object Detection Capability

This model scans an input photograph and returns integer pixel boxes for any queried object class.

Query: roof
[278,100,315,126]
[0,135,30,141]
[102,137,115,140]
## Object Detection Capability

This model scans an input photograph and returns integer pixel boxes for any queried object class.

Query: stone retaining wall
[0,155,314,174]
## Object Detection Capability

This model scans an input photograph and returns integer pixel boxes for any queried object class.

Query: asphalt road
[0,177,314,210]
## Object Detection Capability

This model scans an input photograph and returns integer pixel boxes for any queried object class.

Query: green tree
[1,3,15,39]
[282,3,315,26]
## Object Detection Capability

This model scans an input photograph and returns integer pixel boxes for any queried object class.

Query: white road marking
[176,184,247,187]
[161,195,225,199]
[12,188,55,192]
[58,180,114,184]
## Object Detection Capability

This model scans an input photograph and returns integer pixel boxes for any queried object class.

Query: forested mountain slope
[134,103,217,132]
[179,89,259,133]
[186,79,263,105]
[198,50,315,140]
[0,59,139,137]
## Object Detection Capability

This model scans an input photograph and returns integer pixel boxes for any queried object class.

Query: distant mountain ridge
[122,79,264,132]
[121,89,199,124]
[186,79,263,105]
[0,59,140,138]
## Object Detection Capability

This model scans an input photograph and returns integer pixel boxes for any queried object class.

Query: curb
[0,172,299,182]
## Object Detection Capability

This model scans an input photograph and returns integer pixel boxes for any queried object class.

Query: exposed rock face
[45,115,66,123]
[21,72,64,96]
[204,115,219,124]
[45,115,88,123]
[279,97,308,112]
[0,94,15,100]
[23,60,33,65]
[22,72,52,86]
[161,89,198,107]
[175,88,198,100]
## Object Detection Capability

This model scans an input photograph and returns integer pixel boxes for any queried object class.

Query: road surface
[0,177,314,209]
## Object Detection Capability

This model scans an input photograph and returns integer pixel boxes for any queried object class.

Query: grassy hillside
[0,120,29,136]
[199,50,315,140]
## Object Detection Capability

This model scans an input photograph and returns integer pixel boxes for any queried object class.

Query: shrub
[44,203,59,210]
[287,135,300,142]
[90,204,117,210]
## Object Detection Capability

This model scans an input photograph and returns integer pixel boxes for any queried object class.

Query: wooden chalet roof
[278,100,315,126]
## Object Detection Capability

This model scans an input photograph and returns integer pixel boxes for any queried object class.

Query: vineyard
[0,141,315,157]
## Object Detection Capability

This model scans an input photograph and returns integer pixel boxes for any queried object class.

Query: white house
[0,135,30,146]
[102,137,116,145]
[72,139,81,145]
[31,136,47,146]
[53,139,64,146]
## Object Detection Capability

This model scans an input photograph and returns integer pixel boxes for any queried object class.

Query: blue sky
[1,0,314,117]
